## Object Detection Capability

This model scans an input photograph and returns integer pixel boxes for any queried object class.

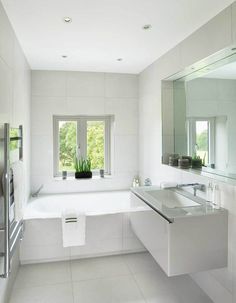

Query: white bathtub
[21,190,145,264]
[24,190,133,219]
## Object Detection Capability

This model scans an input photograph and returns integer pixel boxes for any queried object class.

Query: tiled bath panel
[20,213,145,264]
[9,252,213,303]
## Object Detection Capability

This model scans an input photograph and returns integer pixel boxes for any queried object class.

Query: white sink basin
[145,189,201,208]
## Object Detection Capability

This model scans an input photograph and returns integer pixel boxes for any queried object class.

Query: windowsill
[53,175,113,181]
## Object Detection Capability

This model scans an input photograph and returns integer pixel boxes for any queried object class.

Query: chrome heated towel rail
[0,123,24,278]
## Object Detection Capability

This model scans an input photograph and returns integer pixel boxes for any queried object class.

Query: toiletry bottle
[132,178,136,187]
[135,178,140,187]
[206,182,213,203]
[213,184,221,209]
[132,176,140,187]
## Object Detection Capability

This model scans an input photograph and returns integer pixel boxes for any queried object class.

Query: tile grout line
[131,271,148,303]
[121,253,148,302]
[70,272,134,284]
[69,258,75,303]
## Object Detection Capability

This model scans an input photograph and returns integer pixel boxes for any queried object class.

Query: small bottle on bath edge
[206,182,213,203]
[213,184,221,209]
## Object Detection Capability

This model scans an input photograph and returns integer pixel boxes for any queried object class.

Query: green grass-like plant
[74,157,91,172]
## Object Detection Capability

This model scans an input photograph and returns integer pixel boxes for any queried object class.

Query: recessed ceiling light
[142,24,152,30]
[63,17,72,23]
[117,58,123,61]
[62,55,68,58]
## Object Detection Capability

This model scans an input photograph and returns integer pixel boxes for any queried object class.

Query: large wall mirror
[162,48,236,180]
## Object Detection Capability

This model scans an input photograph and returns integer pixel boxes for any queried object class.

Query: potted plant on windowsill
[191,155,202,169]
[74,157,92,179]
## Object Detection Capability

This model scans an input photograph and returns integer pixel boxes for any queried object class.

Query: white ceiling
[204,61,236,79]
[2,0,235,74]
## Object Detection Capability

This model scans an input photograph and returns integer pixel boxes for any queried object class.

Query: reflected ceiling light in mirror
[142,24,152,30]
[63,17,72,23]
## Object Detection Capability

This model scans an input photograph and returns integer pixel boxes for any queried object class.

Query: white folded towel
[62,210,86,247]
[160,181,178,189]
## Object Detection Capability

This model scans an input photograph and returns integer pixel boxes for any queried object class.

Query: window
[187,118,215,166]
[53,116,111,176]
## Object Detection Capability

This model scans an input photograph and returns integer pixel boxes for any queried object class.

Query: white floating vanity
[130,186,228,276]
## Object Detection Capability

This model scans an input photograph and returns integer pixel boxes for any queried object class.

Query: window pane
[196,121,209,164]
[87,121,105,170]
[59,121,77,171]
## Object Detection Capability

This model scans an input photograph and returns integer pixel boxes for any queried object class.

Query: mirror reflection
[163,54,236,179]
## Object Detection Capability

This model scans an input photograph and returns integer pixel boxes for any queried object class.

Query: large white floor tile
[73,275,145,303]
[71,255,130,281]
[134,269,175,296]
[13,261,71,289]
[9,283,74,303]
[123,252,161,274]
[134,270,213,303]
[170,275,214,303]
[9,253,214,303]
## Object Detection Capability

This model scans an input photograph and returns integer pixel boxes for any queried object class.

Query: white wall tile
[31,135,53,176]
[22,219,63,246]
[105,74,138,98]
[0,6,14,68]
[105,99,138,135]
[114,135,138,174]
[31,97,66,135]
[0,57,12,123]
[231,2,236,45]
[180,7,232,69]
[32,71,66,97]
[67,97,105,115]
[67,72,105,97]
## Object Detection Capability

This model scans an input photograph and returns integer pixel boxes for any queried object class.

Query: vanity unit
[130,186,228,277]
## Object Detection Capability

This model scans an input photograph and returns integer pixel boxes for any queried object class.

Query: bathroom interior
[0,0,236,302]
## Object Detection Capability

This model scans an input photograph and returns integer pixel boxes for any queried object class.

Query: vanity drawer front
[130,193,169,274]
[130,192,228,276]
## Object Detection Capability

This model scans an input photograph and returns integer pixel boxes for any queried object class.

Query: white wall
[139,4,236,303]
[31,71,138,193]
[0,1,31,302]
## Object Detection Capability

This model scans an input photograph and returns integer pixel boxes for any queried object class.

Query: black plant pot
[75,171,92,179]
[192,159,202,169]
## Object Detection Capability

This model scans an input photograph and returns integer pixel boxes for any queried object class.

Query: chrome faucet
[32,184,43,197]
[177,183,205,196]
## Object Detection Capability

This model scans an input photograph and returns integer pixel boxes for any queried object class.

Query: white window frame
[53,115,111,177]
[187,117,215,166]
